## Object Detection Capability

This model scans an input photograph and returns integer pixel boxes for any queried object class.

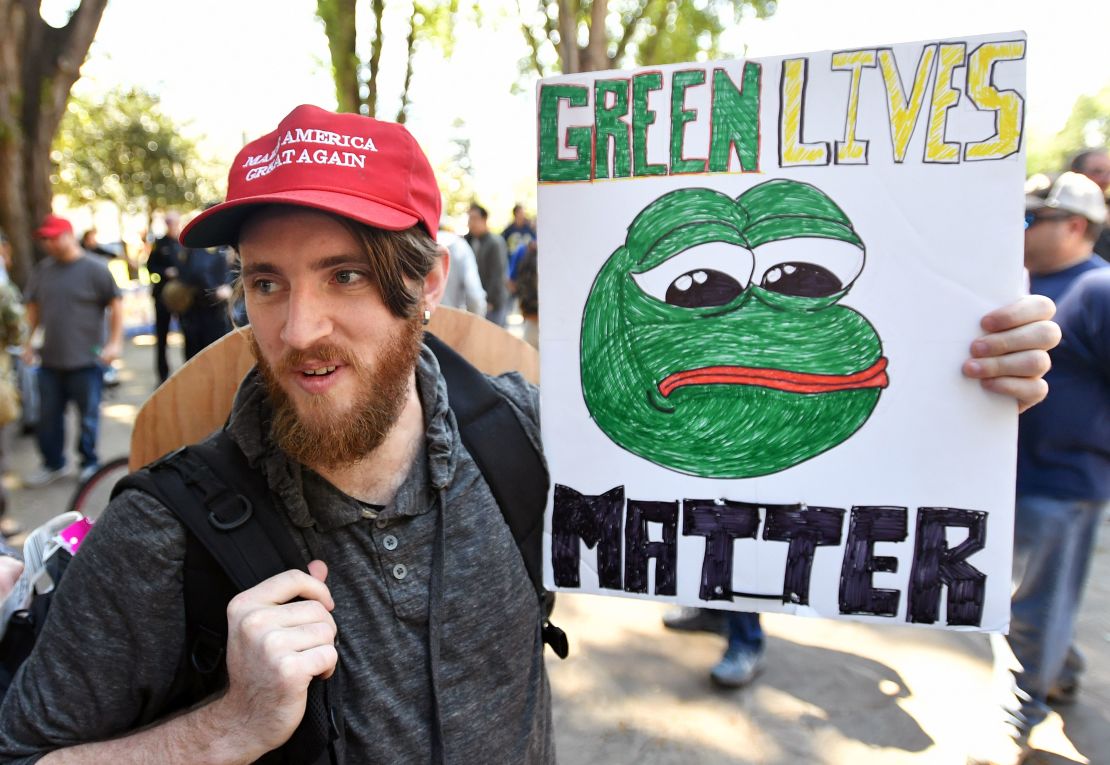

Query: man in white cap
[970,171,1109,765]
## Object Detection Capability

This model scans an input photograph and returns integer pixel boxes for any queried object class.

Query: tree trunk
[318,0,360,113]
[556,0,579,73]
[0,0,108,286]
[581,0,609,72]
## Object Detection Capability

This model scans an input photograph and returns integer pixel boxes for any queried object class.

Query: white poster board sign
[538,32,1027,632]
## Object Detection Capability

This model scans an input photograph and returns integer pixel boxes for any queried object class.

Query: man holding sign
[0,47,1060,765]
[970,171,1110,765]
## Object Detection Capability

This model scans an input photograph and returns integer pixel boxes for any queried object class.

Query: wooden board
[129,307,540,470]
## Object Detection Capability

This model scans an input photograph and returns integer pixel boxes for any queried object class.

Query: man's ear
[422,244,450,314]
[1066,214,1089,240]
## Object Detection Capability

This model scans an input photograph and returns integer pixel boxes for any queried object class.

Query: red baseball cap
[181,104,441,247]
[34,214,74,240]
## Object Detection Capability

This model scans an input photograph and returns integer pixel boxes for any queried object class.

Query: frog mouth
[658,357,889,397]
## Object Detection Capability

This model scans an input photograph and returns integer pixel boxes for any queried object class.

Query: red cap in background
[34,215,74,240]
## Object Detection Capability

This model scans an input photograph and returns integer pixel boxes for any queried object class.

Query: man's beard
[250,317,424,469]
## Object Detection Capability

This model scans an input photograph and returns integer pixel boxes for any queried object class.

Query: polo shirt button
[375,518,389,529]
[382,534,398,551]
[392,563,408,580]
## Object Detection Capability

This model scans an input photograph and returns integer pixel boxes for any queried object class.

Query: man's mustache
[275,344,358,375]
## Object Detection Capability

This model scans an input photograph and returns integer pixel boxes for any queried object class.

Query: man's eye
[250,278,278,295]
[335,270,366,285]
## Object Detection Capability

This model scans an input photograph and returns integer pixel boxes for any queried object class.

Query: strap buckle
[207,493,254,531]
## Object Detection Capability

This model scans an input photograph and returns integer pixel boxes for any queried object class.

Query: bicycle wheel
[67,456,131,518]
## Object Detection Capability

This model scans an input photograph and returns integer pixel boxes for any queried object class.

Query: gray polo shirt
[0,347,554,763]
[25,253,119,370]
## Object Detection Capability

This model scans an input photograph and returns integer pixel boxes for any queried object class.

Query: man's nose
[280,285,333,349]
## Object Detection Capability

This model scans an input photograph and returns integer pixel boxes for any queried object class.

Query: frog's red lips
[659,357,889,397]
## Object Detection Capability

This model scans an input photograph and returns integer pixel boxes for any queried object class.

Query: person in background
[437,226,486,314]
[662,608,765,688]
[511,240,539,348]
[0,229,26,537]
[147,212,187,383]
[177,244,233,360]
[466,203,509,326]
[20,215,122,488]
[1069,148,1110,259]
[969,172,1109,765]
[501,204,536,262]
[79,229,117,260]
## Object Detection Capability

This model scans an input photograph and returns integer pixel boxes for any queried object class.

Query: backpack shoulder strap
[425,333,567,658]
[113,433,337,765]
[115,434,305,588]
[424,333,548,585]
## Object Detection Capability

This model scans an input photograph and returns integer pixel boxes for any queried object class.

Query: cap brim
[180,189,421,248]
[1024,195,1048,211]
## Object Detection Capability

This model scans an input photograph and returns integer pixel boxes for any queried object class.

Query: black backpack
[1,335,564,763]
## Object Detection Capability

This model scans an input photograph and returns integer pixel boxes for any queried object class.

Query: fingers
[963,349,1052,381]
[969,320,1061,361]
[261,619,338,656]
[979,376,1049,413]
[965,297,1060,411]
[979,294,1055,333]
[217,564,340,749]
[307,559,328,583]
[298,644,339,680]
[230,567,334,613]
[255,598,336,630]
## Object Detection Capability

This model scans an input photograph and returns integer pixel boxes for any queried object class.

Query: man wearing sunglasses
[973,171,1109,765]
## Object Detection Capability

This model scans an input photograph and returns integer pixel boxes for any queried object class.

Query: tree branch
[367,0,386,116]
[396,0,419,124]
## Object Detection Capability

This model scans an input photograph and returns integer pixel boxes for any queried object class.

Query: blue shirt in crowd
[1017,256,1110,500]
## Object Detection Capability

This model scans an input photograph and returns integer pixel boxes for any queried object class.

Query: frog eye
[752,238,865,298]
[631,242,754,308]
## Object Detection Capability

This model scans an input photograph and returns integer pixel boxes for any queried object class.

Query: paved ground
[4,332,1107,764]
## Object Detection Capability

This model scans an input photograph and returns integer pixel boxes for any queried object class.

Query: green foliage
[520,0,777,75]
[51,88,218,216]
[1028,84,1110,176]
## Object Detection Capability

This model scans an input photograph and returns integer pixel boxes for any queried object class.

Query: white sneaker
[78,464,100,483]
[22,465,74,488]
